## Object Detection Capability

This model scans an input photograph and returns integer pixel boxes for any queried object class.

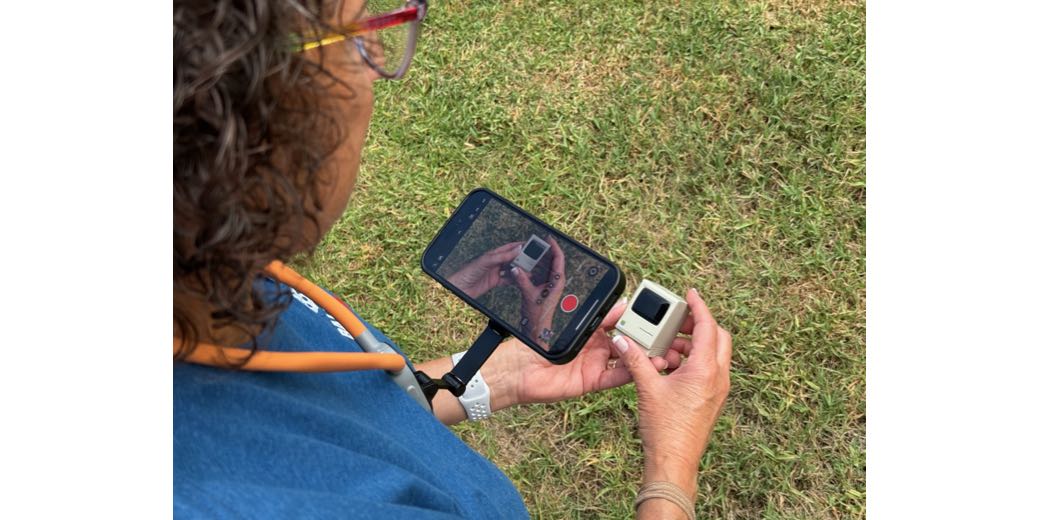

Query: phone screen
[425,191,622,358]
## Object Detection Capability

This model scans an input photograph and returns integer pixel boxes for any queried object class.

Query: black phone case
[421,188,626,364]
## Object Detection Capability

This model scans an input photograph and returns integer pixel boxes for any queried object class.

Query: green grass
[303,0,865,517]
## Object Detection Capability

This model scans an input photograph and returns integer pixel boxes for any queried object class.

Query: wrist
[644,455,699,498]
[472,339,523,411]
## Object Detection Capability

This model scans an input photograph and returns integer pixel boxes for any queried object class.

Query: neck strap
[174,260,406,374]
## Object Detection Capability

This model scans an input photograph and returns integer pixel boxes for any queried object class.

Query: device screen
[426,191,619,357]
[523,240,545,258]
[632,289,669,325]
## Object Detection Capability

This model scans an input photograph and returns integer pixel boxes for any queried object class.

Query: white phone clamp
[615,280,688,358]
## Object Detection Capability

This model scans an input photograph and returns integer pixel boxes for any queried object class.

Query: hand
[446,242,523,299]
[612,289,732,500]
[485,297,678,406]
[511,237,566,346]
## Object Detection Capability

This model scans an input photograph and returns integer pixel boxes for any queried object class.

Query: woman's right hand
[612,288,732,508]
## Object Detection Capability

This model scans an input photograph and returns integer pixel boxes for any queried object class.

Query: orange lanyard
[175,260,406,373]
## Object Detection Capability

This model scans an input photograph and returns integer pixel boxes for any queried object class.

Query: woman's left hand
[445,242,524,299]
[488,298,680,406]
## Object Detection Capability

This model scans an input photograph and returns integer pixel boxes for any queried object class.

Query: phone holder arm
[414,319,509,406]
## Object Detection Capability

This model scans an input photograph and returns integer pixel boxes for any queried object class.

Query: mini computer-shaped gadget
[512,235,550,272]
[615,279,688,358]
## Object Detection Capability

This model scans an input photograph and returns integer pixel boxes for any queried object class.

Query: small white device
[615,279,688,358]
[511,235,549,272]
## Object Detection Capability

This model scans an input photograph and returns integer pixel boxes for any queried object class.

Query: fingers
[651,356,666,371]
[611,335,659,388]
[679,287,702,335]
[679,287,714,334]
[491,241,524,254]
[641,339,692,370]
[680,312,694,336]
[599,297,628,331]
[511,266,537,296]
[716,326,732,370]
[646,346,681,372]
[662,349,683,370]
[483,242,524,266]
[595,365,634,390]
[685,289,718,367]
[686,288,716,329]
[667,336,693,358]
[548,237,565,276]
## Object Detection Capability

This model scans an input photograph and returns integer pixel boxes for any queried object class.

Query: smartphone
[422,188,625,364]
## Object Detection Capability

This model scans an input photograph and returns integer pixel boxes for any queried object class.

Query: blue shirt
[174,281,528,518]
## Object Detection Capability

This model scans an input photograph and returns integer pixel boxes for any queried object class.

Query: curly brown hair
[174,0,353,360]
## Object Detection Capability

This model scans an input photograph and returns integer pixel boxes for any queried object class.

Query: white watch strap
[451,351,492,421]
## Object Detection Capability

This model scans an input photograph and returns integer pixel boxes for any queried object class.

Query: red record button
[560,294,579,313]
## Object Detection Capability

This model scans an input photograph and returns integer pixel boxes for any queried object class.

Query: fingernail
[612,334,628,353]
[511,266,519,275]
[691,287,698,295]
[612,297,628,310]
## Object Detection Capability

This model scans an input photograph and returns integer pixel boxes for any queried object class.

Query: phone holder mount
[413,319,510,406]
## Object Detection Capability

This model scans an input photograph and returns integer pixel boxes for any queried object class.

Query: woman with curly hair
[173,1,731,517]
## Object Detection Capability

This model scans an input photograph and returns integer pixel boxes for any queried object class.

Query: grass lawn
[303,0,865,517]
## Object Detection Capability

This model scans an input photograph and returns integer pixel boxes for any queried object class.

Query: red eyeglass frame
[296,0,428,79]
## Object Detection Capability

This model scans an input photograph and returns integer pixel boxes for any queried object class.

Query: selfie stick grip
[416,319,509,404]
[445,321,508,395]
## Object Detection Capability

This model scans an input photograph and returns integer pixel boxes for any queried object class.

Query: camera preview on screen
[434,197,610,353]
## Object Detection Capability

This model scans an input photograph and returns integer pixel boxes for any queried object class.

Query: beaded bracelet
[635,481,696,519]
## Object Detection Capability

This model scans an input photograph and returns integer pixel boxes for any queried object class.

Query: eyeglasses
[296,0,428,80]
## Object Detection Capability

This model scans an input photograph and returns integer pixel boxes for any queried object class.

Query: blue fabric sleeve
[173,279,528,518]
